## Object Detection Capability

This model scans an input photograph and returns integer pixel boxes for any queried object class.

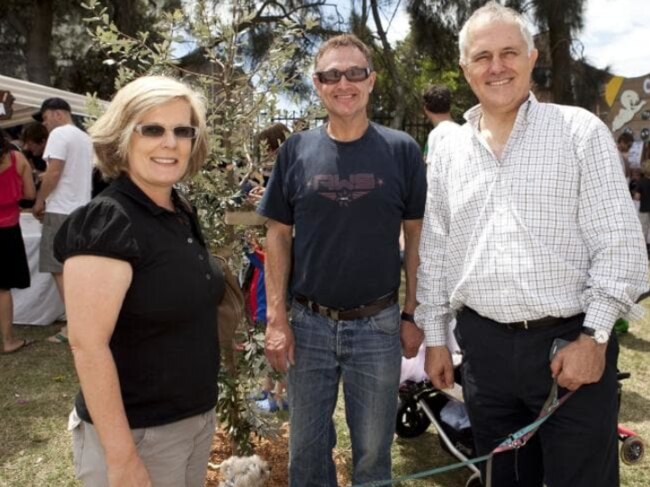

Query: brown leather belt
[295,291,398,321]
[465,307,584,330]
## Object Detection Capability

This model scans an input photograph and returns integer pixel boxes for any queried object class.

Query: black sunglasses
[134,124,198,139]
[315,67,372,85]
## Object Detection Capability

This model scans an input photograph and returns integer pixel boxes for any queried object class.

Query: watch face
[594,330,609,344]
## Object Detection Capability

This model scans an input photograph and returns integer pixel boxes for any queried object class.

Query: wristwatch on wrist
[400,312,415,324]
[581,326,609,344]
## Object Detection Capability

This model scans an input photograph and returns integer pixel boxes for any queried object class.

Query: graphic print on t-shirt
[307,173,384,207]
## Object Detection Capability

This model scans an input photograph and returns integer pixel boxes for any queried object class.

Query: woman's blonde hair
[90,75,209,180]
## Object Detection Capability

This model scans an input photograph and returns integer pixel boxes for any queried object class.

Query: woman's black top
[55,175,224,428]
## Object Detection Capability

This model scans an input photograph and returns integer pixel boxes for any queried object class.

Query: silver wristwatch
[581,326,609,344]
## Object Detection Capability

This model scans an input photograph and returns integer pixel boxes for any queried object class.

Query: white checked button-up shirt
[416,94,649,347]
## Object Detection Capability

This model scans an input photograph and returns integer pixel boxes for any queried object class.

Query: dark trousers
[455,308,619,487]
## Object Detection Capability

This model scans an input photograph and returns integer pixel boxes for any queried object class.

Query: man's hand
[246,186,265,205]
[400,321,424,358]
[425,345,454,390]
[32,198,45,221]
[107,452,152,487]
[264,316,295,373]
[550,334,607,391]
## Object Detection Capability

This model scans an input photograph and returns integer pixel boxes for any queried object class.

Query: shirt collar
[463,91,539,130]
[112,175,181,216]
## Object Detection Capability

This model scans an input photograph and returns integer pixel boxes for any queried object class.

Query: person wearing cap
[32,97,93,343]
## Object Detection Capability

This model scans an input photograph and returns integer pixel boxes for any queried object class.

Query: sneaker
[249,390,270,401]
[255,396,279,412]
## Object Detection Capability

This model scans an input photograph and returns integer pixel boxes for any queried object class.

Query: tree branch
[370,0,406,128]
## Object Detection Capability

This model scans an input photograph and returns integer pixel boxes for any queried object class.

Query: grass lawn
[1,305,649,486]
[0,324,78,486]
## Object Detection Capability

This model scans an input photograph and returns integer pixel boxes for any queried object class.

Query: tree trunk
[112,0,138,36]
[370,0,406,129]
[359,0,369,25]
[547,3,574,105]
[25,0,54,85]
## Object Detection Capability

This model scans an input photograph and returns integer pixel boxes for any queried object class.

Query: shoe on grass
[46,333,68,344]
[249,390,270,401]
[255,396,279,413]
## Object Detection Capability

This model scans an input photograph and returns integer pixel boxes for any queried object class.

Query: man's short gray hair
[458,1,534,65]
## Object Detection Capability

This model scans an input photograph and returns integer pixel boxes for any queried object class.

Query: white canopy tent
[0,74,107,129]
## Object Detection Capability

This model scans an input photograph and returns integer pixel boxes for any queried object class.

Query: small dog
[218,454,271,487]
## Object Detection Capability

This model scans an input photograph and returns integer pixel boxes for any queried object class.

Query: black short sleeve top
[54,175,224,428]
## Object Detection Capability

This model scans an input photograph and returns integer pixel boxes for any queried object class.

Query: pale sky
[580,0,650,77]
[381,0,650,78]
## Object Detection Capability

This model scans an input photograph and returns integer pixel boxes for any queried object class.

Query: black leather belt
[295,291,398,321]
[465,307,584,330]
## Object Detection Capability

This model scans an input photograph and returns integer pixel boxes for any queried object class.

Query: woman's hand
[108,452,152,487]
[32,198,45,221]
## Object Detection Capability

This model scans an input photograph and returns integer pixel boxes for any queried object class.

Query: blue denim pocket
[289,301,308,325]
[368,303,400,335]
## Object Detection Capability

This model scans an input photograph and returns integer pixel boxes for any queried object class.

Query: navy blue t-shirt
[258,122,426,309]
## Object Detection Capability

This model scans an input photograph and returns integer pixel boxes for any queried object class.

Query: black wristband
[400,311,415,323]
[19,198,35,209]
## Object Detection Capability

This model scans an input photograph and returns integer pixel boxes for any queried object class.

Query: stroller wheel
[621,435,645,465]
[395,400,431,438]
[465,471,482,487]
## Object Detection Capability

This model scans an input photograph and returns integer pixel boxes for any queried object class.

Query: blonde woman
[54,76,222,487]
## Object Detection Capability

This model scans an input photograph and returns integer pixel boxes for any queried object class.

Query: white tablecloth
[12,213,65,325]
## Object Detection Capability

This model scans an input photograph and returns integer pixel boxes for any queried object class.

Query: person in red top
[0,133,36,353]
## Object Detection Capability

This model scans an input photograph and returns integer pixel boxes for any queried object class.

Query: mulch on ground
[205,424,351,486]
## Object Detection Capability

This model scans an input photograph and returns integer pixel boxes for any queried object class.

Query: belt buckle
[330,309,340,321]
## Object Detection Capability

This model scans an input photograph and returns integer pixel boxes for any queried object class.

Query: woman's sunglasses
[134,124,198,139]
[315,67,372,85]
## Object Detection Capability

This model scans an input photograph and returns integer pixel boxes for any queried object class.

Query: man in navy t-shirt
[258,34,426,486]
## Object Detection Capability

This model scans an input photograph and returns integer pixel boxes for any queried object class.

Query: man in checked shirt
[415,2,649,487]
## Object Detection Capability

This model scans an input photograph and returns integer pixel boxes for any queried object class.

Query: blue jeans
[287,301,402,487]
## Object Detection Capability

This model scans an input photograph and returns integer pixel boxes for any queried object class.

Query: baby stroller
[616,372,646,465]
[396,371,645,487]
[396,372,481,487]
